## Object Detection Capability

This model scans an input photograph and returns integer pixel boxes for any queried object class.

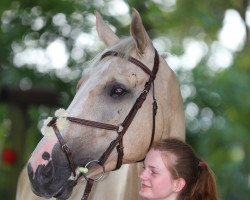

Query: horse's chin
[31,177,74,200]
[53,181,74,200]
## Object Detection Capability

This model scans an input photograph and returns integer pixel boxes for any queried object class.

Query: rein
[48,49,159,200]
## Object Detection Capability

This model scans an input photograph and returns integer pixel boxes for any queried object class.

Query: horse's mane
[83,37,136,76]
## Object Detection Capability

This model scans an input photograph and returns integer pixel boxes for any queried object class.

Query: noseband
[48,49,159,200]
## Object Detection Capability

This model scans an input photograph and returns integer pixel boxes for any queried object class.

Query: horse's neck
[155,59,185,141]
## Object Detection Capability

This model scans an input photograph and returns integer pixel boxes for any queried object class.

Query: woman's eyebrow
[142,162,162,171]
[148,165,159,170]
[144,164,159,170]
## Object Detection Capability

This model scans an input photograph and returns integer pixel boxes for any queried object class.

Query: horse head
[27,8,185,200]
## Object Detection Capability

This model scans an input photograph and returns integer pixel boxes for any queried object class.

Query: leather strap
[81,179,94,200]
[48,118,77,178]
[150,82,158,149]
[101,51,154,78]
[67,117,119,131]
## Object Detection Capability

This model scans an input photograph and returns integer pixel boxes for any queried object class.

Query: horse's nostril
[42,151,50,160]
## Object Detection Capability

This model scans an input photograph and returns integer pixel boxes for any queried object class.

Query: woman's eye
[110,86,128,97]
[151,170,159,175]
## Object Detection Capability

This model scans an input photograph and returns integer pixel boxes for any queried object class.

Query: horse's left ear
[130,8,153,54]
[95,11,119,47]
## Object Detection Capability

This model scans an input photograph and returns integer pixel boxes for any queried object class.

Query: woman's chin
[139,188,150,199]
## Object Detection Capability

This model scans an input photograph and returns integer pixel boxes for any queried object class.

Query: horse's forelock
[108,37,136,57]
[83,37,136,75]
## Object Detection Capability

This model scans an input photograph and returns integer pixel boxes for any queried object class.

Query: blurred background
[0,0,249,199]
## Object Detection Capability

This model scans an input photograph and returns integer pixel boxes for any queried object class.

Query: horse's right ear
[130,8,153,54]
[95,11,119,47]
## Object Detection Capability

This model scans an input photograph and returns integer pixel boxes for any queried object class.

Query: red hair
[152,138,218,200]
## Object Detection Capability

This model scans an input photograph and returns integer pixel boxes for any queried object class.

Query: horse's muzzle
[27,161,73,199]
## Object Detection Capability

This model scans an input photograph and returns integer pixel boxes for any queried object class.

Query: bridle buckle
[117,125,124,133]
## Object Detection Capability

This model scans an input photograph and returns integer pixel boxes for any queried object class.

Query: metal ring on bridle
[84,160,105,182]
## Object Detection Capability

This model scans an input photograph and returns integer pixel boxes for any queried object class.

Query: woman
[139,138,218,200]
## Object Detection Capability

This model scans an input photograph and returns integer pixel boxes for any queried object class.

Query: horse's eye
[110,86,128,97]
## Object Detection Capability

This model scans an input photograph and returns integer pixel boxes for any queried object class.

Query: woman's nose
[139,169,148,180]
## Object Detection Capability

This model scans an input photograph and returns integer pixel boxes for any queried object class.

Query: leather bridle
[47,48,160,200]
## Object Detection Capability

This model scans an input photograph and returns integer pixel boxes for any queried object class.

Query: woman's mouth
[141,183,151,189]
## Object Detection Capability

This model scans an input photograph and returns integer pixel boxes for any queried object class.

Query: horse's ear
[130,8,152,54]
[95,11,119,47]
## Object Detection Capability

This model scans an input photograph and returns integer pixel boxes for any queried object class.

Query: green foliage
[0,0,249,199]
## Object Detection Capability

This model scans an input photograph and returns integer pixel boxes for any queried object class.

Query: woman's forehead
[145,149,177,169]
[144,149,166,169]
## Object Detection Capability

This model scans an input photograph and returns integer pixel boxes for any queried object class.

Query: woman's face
[139,149,181,200]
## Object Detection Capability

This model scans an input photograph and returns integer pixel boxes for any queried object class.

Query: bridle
[48,49,159,200]
[47,48,160,200]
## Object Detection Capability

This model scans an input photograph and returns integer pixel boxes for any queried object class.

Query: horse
[16,8,185,200]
